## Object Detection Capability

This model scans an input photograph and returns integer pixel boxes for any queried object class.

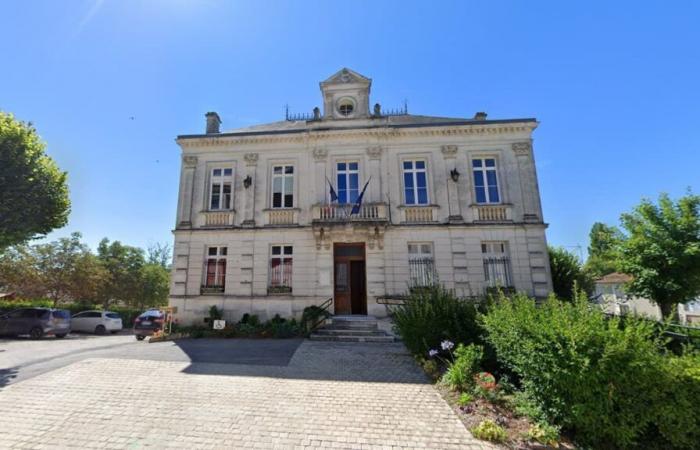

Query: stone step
[313,328,388,336]
[328,322,379,331]
[309,333,395,343]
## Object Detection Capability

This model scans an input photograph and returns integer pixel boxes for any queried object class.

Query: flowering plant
[475,371,497,391]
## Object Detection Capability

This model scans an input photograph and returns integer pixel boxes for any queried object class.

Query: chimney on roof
[474,112,488,121]
[205,112,221,134]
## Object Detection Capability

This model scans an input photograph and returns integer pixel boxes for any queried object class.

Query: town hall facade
[169,68,552,324]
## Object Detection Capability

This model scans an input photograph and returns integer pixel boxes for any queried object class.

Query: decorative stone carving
[366,146,383,159]
[183,155,198,167]
[312,147,328,161]
[441,145,458,159]
[512,142,532,156]
[244,153,259,166]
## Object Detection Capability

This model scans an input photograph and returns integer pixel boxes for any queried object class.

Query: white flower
[428,349,439,357]
[440,340,454,351]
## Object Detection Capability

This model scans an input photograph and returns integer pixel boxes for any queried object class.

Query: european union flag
[350,177,371,215]
[326,177,338,202]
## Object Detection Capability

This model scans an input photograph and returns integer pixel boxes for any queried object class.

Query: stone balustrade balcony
[471,204,513,223]
[312,202,388,223]
[200,210,235,227]
[400,205,439,224]
[265,209,298,226]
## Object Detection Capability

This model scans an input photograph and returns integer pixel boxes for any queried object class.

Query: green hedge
[480,293,700,449]
[0,299,146,327]
[391,285,485,356]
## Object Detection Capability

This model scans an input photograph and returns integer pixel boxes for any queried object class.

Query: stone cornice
[176,122,537,149]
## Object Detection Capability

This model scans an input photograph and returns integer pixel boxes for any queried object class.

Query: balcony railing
[472,204,512,222]
[200,284,225,294]
[403,206,437,223]
[312,203,388,222]
[266,209,297,225]
[202,211,234,227]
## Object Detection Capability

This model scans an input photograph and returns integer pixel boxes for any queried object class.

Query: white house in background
[594,272,700,325]
[169,68,553,325]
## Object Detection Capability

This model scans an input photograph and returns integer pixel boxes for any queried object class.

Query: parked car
[133,309,165,341]
[0,308,71,339]
[71,310,123,335]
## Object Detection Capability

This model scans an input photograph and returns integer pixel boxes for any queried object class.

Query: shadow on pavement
[175,339,428,384]
[0,367,17,390]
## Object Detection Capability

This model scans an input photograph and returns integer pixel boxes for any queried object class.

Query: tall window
[336,162,359,204]
[269,245,293,293]
[210,168,233,210]
[408,242,435,287]
[472,158,500,204]
[482,241,511,287]
[204,246,227,291]
[403,160,428,205]
[272,165,294,208]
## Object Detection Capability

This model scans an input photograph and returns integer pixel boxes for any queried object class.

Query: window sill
[267,287,293,295]
[397,204,440,209]
[262,208,300,212]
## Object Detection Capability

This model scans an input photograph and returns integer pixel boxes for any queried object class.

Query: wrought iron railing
[483,257,512,288]
[309,297,333,332]
[408,258,436,288]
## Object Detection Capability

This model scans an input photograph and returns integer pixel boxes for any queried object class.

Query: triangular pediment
[321,67,371,86]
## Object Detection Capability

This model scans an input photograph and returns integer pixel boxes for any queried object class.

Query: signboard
[213,319,226,330]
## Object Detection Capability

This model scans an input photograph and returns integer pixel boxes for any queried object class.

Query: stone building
[169,68,552,324]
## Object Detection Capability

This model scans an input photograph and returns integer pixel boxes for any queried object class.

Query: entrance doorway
[333,243,367,315]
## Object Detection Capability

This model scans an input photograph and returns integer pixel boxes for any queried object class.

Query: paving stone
[0,340,497,449]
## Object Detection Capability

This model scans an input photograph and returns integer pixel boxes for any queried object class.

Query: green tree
[0,112,70,249]
[146,242,172,269]
[548,246,594,300]
[619,192,700,320]
[138,263,170,310]
[584,222,625,278]
[96,238,145,308]
[0,233,107,305]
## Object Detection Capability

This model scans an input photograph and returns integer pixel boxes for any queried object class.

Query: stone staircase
[309,315,394,343]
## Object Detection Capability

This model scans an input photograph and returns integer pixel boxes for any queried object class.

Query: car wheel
[55,334,67,339]
[95,325,107,335]
[136,335,145,341]
[29,327,43,340]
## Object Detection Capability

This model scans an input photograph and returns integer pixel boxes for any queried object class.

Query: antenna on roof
[403,99,408,114]
[285,104,289,121]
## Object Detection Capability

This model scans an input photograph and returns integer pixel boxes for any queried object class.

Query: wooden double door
[333,243,367,315]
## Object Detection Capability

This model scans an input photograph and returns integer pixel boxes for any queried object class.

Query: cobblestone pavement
[0,340,496,449]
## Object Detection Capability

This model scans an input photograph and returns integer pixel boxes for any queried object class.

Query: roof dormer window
[337,97,355,117]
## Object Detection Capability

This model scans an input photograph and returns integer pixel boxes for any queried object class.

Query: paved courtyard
[0,339,495,449]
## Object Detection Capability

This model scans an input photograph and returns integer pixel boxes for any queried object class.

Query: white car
[71,310,123,335]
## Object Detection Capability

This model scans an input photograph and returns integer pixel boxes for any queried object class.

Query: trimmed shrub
[392,285,484,356]
[481,292,700,449]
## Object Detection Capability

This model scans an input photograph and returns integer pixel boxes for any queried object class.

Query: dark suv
[0,308,71,339]
[133,309,165,341]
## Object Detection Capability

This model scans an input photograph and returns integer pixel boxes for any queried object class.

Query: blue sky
[2,1,699,257]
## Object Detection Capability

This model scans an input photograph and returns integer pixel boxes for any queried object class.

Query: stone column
[366,146,383,203]
[441,145,462,222]
[242,153,258,227]
[313,147,328,204]
[178,155,197,228]
[512,142,540,222]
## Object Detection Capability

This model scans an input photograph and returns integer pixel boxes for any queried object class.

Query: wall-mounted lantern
[243,175,252,189]
[450,168,460,182]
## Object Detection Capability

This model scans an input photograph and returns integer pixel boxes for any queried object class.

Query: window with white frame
[403,160,429,205]
[336,161,359,204]
[209,168,233,210]
[472,158,500,204]
[408,242,435,287]
[203,246,227,291]
[271,165,294,208]
[269,245,293,293]
[482,241,511,287]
